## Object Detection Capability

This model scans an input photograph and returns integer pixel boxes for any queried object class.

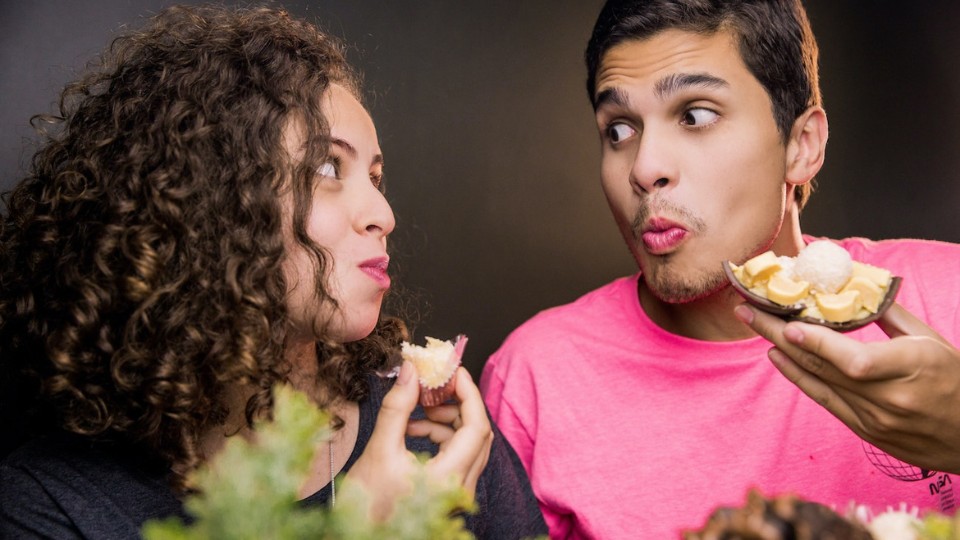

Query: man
[480,1,960,538]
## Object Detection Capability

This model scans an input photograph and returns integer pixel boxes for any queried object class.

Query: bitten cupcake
[400,334,468,407]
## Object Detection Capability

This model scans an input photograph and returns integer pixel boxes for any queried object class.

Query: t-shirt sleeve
[481,354,536,471]
[0,462,82,539]
[482,345,574,539]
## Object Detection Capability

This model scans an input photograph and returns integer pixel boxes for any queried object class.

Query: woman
[0,6,546,538]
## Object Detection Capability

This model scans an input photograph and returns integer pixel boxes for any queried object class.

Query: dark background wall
[2,1,958,377]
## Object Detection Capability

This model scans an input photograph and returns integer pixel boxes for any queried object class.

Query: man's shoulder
[826,236,959,275]
[485,275,638,374]
[822,236,959,260]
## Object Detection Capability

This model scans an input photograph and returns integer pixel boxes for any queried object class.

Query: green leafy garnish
[143,384,475,540]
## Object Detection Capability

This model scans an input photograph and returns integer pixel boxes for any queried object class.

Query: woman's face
[281,84,395,344]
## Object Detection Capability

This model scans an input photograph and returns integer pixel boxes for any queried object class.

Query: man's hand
[736,302,960,473]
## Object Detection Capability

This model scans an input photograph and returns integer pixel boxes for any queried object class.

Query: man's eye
[607,123,636,143]
[681,108,719,127]
[317,161,338,178]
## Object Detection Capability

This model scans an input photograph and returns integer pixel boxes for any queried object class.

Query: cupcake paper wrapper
[419,334,467,407]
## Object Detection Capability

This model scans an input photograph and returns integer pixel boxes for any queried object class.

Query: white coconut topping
[776,255,797,280]
[401,337,457,389]
[866,508,922,540]
[793,240,853,293]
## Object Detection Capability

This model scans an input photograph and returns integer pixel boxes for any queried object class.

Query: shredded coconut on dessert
[401,337,457,389]
[793,240,853,294]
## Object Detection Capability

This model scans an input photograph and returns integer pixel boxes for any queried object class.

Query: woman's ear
[785,106,828,186]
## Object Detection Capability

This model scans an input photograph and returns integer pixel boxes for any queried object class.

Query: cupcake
[400,334,468,407]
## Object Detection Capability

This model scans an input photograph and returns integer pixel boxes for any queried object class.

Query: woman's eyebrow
[331,137,383,166]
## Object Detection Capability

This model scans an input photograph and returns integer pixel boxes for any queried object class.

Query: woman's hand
[345,361,493,521]
[737,302,960,473]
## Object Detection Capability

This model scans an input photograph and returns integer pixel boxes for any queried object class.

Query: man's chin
[641,274,726,305]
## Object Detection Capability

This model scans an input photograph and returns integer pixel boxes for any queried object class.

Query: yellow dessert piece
[730,247,896,324]
[731,263,746,284]
[851,261,892,287]
[401,337,457,389]
[841,276,884,313]
[742,251,782,286]
[814,290,863,323]
[765,271,810,306]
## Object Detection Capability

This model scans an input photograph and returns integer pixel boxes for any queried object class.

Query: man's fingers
[739,306,850,381]
[877,303,949,344]
[741,304,913,382]
[767,347,864,432]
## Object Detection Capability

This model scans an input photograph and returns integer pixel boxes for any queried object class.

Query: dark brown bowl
[722,260,903,332]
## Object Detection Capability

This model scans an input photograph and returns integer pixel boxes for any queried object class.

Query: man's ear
[785,106,828,186]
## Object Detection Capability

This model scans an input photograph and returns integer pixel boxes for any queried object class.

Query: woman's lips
[641,218,689,254]
[359,257,391,289]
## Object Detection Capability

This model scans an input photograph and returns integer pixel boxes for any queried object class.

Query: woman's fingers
[425,368,492,480]
[423,403,460,425]
[368,361,420,452]
[407,419,456,443]
[450,367,490,433]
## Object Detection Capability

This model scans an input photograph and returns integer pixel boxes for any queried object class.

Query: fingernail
[398,361,414,384]
[768,347,788,364]
[734,304,754,324]
[784,326,804,345]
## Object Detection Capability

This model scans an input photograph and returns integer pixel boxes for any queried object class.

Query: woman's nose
[359,185,395,238]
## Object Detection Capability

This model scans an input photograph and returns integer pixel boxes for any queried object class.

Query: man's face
[593,28,791,304]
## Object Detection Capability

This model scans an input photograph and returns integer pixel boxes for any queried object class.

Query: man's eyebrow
[655,72,728,100]
[594,87,631,111]
[330,137,383,166]
[593,73,728,111]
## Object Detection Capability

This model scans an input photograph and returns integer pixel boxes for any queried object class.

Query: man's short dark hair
[585,0,821,208]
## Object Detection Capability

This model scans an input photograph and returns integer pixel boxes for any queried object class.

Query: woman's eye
[317,161,338,178]
[607,123,636,144]
[681,108,719,127]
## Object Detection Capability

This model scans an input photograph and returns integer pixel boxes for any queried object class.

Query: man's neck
[639,281,757,341]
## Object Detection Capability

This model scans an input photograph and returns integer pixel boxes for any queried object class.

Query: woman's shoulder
[1,433,185,538]
[3,432,102,476]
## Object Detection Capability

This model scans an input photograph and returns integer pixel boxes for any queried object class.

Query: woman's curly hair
[0,5,406,490]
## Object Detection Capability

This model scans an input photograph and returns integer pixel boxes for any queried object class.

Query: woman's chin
[336,319,380,343]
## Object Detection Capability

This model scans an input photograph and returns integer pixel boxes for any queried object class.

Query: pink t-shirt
[481,237,960,539]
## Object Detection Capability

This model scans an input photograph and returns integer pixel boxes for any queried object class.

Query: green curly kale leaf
[142,384,475,540]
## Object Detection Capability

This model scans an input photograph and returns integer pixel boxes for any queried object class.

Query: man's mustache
[630,198,707,239]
